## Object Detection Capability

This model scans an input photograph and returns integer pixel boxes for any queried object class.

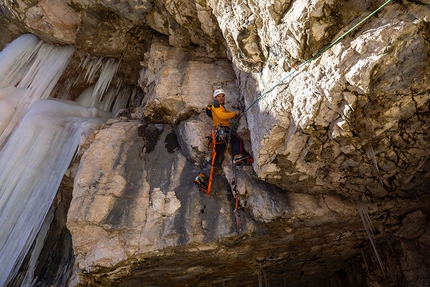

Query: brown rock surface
[0,0,429,286]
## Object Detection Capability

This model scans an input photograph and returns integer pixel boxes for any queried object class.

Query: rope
[206,128,217,196]
[240,0,393,116]
[231,160,242,232]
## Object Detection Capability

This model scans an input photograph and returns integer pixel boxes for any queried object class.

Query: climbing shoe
[233,154,253,166]
[194,173,208,191]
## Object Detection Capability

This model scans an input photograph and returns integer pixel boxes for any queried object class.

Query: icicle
[116,77,124,90]
[112,86,136,113]
[0,33,123,286]
[76,86,95,108]
[0,34,133,285]
[0,34,42,87]
[79,56,121,107]
[258,264,263,287]
[91,58,121,104]
[52,72,77,101]
[99,88,118,111]
[0,99,104,286]
[22,207,55,286]
[257,263,269,287]
[0,34,75,148]
[83,56,104,83]
[130,86,138,104]
[74,54,133,114]
[76,85,134,114]
[356,201,385,276]
[0,87,26,135]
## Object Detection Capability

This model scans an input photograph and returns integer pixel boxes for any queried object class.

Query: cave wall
[0,0,429,286]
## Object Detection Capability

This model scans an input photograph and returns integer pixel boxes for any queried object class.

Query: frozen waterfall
[0,100,104,286]
[0,34,75,148]
[0,34,131,285]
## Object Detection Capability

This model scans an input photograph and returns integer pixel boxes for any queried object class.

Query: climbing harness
[216,124,231,143]
[240,0,393,116]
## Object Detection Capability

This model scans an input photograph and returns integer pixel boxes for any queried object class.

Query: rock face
[241,3,430,197]
[1,0,430,286]
[135,36,239,125]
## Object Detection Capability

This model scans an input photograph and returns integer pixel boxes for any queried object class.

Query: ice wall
[0,100,104,286]
[0,34,122,286]
[0,34,75,148]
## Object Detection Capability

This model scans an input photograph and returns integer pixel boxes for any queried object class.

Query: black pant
[199,129,249,178]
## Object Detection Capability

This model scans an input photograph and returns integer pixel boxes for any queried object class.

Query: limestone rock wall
[135,36,238,125]
[1,0,430,286]
[66,120,365,286]
[67,119,430,287]
[238,3,430,198]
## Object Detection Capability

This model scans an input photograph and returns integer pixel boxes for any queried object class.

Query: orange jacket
[211,104,236,127]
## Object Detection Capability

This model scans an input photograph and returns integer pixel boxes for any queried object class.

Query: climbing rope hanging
[240,0,393,116]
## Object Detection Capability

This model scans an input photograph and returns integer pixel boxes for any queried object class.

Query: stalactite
[75,56,134,114]
[79,55,122,108]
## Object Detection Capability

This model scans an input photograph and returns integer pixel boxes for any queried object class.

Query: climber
[195,88,253,191]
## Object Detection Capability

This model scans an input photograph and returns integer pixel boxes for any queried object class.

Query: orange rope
[206,128,217,196]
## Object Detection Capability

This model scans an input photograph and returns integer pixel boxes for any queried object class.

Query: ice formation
[0,34,75,148]
[76,56,136,114]
[0,100,104,286]
[0,34,128,285]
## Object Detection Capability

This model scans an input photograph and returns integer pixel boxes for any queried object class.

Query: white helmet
[213,88,225,98]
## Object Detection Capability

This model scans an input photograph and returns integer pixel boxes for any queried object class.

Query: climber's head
[213,88,225,104]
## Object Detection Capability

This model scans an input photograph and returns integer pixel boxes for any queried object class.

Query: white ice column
[0,99,105,286]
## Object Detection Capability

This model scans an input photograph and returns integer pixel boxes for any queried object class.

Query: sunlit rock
[0,0,429,286]
[25,0,81,44]
[137,37,239,124]
[238,3,430,198]
[177,113,212,163]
